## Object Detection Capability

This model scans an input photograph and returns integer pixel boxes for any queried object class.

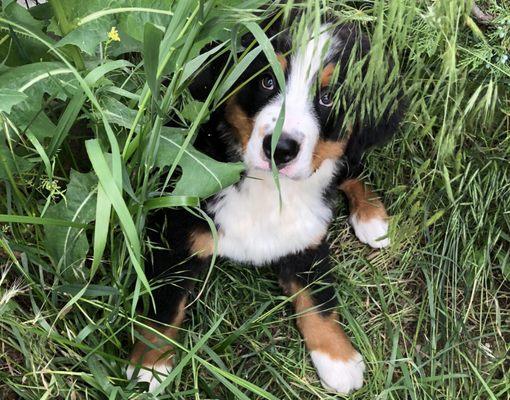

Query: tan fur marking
[289,283,357,361]
[321,63,336,88]
[189,229,214,259]
[129,299,186,368]
[340,179,388,222]
[277,53,287,71]
[225,97,253,150]
[312,139,346,171]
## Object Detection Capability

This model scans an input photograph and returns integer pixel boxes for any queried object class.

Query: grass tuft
[0,0,509,399]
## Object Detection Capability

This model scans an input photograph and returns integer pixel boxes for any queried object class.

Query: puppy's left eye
[260,74,275,91]
[319,91,333,107]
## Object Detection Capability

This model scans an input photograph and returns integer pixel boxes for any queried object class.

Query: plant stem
[48,0,86,71]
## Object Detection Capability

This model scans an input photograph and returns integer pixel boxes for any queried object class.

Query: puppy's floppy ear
[188,42,231,102]
[189,9,284,102]
[336,24,405,167]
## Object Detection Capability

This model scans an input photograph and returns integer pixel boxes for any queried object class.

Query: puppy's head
[225,23,370,180]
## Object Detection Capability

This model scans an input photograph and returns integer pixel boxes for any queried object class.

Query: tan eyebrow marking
[277,53,287,71]
[320,63,336,88]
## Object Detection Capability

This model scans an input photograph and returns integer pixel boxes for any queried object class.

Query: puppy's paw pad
[349,214,390,248]
[126,363,172,393]
[311,351,365,394]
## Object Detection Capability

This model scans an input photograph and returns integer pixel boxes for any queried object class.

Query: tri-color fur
[127,19,403,394]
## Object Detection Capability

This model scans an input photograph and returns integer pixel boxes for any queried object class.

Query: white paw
[349,214,390,248]
[311,351,365,394]
[126,363,172,393]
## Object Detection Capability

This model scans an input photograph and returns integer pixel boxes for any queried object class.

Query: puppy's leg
[127,293,188,392]
[278,243,365,394]
[127,223,213,392]
[340,178,390,248]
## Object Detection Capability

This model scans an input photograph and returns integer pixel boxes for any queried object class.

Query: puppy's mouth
[252,159,306,179]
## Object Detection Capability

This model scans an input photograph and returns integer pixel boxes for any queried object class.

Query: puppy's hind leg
[127,222,213,393]
[340,178,390,248]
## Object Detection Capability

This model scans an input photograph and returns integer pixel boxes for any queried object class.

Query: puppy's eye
[319,91,333,107]
[260,74,275,91]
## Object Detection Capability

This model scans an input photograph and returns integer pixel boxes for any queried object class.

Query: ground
[0,0,509,399]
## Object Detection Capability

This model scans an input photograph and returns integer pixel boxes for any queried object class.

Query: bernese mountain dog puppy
[126,16,403,395]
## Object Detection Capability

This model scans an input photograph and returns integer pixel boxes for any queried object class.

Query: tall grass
[0,0,509,398]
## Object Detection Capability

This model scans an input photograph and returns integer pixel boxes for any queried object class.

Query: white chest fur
[209,160,336,265]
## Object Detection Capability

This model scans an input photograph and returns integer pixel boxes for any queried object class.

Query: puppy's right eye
[260,74,275,91]
[319,91,333,108]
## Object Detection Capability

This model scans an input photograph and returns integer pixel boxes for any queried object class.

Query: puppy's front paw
[126,361,172,393]
[311,351,365,394]
[349,213,390,248]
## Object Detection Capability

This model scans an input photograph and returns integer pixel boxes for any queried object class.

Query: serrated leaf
[0,1,56,64]
[118,0,174,42]
[181,100,206,123]
[48,0,117,55]
[0,89,27,113]
[156,127,244,199]
[0,143,34,180]
[101,97,138,129]
[0,62,76,102]
[0,62,78,140]
[44,170,97,273]
[50,0,174,50]
[55,18,114,56]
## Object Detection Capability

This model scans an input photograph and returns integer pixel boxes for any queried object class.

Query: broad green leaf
[156,127,244,199]
[0,142,34,181]
[0,62,75,101]
[101,97,138,129]
[0,89,27,113]
[3,0,44,32]
[44,170,97,274]
[0,62,77,140]
[0,0,55,64]
[181,100,206,123]
[49,0,175,54]
[48,0,116,55]
[55,18,114,56]
[118,0,174,42]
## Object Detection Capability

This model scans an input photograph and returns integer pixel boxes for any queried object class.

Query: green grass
[0,0,509,399]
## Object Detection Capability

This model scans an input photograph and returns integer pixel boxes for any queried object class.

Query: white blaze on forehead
[286,26,333,108]
[243,24,337,179]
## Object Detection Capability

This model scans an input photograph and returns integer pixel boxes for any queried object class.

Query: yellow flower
[108,27,120,42]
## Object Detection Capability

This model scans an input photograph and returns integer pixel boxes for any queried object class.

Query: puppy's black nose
[262,134,300,167]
